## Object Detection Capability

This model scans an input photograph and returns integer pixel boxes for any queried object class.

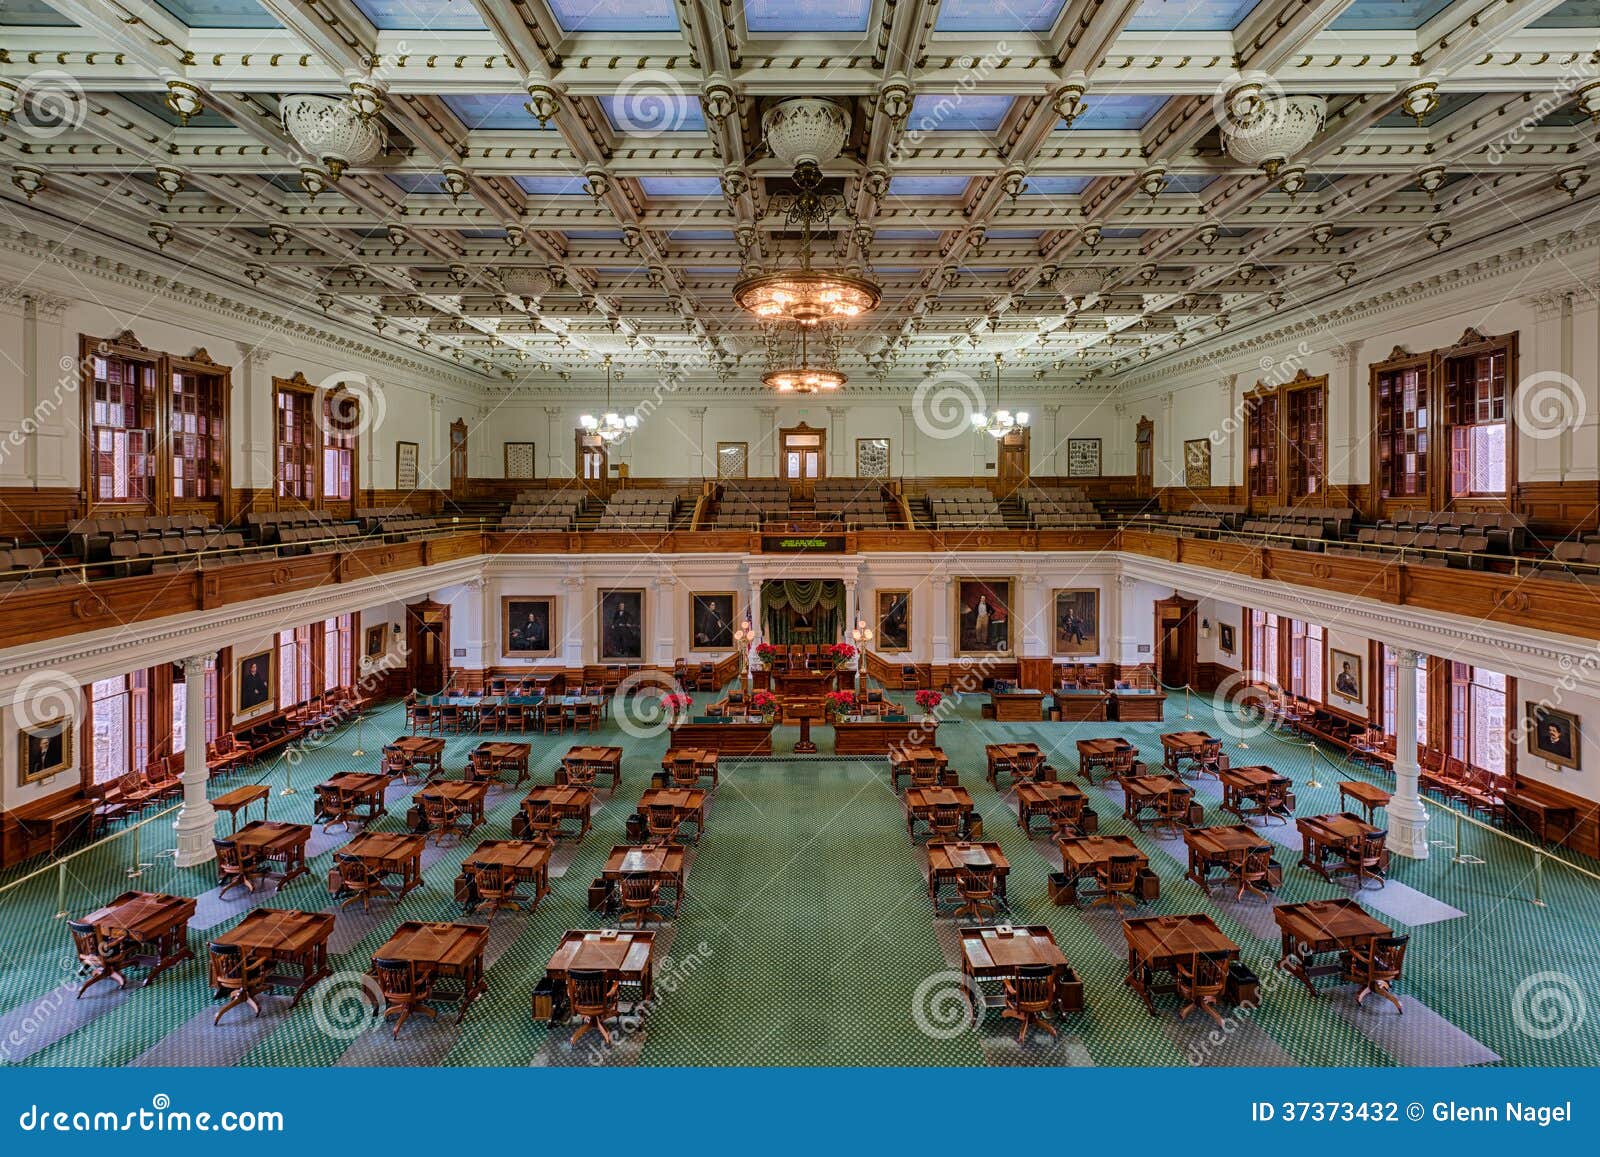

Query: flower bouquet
[823,689,857,720]
[826,642,857,670]
[914,689,943,721]
[754,643,779,667]
[660,691,693,725]
[749,690,778,722]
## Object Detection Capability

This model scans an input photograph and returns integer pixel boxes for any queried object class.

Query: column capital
[180,654,212,676]
[1328,339,1363,365]
[1392,645,1419,665]
[1525,290,1568,320]
[562,574,585,588]
[687,405,708,418]
[544,405,563,417]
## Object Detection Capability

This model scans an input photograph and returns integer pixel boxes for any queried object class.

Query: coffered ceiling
[1,0,1597,391]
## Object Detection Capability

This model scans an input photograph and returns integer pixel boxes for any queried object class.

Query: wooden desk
[926,841,1010,906]
[1297,812,1387,881]
[231,821,312,885]
[832,716,931,756]
[601,844,687,913]
[959,925,1067,980]
[985,742,1048,788]
[771,670,836,698]
[1160,730,1214,773]
[1502,788,1576,845]
[210,908,333,1006]
[522,785,594,839]
[1183,825,1268,892]
[1056,835,1148,904]
[371,922,490,1023]
[1122,775,1188,828]
[903,786,975,840]
[660,748,719,787]
[1338,780,1391,824]
[463,840,551,904]
[80,891,196,986]
[1273,898,1391,996]
[389,735,445,778]
[212,784,270,833]
[545,929,656,1013]
[561,745,622,790]
[1075,737,1133,784]
[21,798,96,853]
[341,831,427,897]
[1219,765,1292,824]
[1109,689,1166,721]
[638,787,708,839]
[1053,690,1109,722]
[988,690,1046,723]
[417,781,489,831]
[1015,781,1087,834]
[472,741,533,786]
[667,720,774,757]
[1122,914,1240,1015]
[888,746,952,790]
[318,772,389,825]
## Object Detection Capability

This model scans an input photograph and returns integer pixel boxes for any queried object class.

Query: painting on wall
[598,589,646,662]
[1065,438,1101,478]
[690,592,737,650]
[1219,623,1236,656]
[1184,438,1212,488]
[233,646,277,723]
[364,624,386,658]
[504,442,536,480]
[395,441,419,490]
[18,717,72,785]
[1051,588,1100,656]
[1528,703,1581,770]
[856,437,891,478]
[1328,648,1365,709]
[502,596,556,658]
[876,590,910,653]
[955,579,1013,656]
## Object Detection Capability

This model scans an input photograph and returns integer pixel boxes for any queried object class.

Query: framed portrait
[690,592,737,651]
[395,440,419,490]
[1051,588,1100,657]
[504,441,536,480]
[1328,648,1365,708]
[855,437,891,479]
[18,717,72,785]
[1184,438,1212,488]
[955,579,1013,656]
[1066,437,1101,478]
[598,588,646,662]
[1218,623,1236,656]
[233,646,277,723]
[502,596,556,658]
[364,624,386,658]
[876,589,911,653]
[1528,703,1581,770]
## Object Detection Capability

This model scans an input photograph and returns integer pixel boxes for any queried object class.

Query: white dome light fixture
[279,94,385,180]
[1222,95,1326,178]
[579,356,639,444]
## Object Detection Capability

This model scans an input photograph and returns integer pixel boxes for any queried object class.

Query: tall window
[1445,348,1508,497]
[275,387,315,501]
[90,672,149,783]
[171,367,225,499]
[89,350,157,504]
[321,392,356,500]
[277,628,313,709]
[172,660,219,752]
[1245,394,1279,500]
[1286,620,1325,701]
[1374,360,1428,499]
[1381,647,1429,739]
[1284,385,1325,499]
[324,615,353,691]
[1449,663,1507,775]
[1249,609,1280,685]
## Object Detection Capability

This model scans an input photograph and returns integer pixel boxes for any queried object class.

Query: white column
[1570,288,1600,480]
[1019,574,1046,657]
[899,405,917,477]
[929,574,951,663]
[827,406,846,475]
[561,575,585,669]
[172,655,219,867]
[1388,646,1430,859]
[545,406,564,479]
[1159,391,1175,488]
[1326,344,1361,493]
[756,406,777,476]
[1042,405,1062,477]
[652,575,677,666]
[687,406,708,476]
[1218,377,1238,496]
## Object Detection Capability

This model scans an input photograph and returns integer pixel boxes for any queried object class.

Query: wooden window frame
[1244,369,1327,511]
[168,349,231,515]
[272,372,360,511]
[1440,328,1518,507]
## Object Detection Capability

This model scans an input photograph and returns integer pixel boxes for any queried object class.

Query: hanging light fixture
[732,98,881,325]
[578,356,638,443]
[762,323,846,393]
[970,354,1029,439]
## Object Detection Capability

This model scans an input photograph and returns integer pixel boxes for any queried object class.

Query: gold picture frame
[598,588,646,662]
[232,646,278,723]
[954,578,1014,657]
[1528,703,1581,771]
[18,717,73,785]
[1051,588,1100,657]
[690,592,738,651]
[876,589,911,653]
[502,596,557,658]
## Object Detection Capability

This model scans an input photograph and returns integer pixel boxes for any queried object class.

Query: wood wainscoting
[0,487,83,542]
[1517,481,1600,539]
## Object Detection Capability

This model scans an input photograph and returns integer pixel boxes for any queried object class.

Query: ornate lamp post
[850,617,874,693]
[734,616,757,700]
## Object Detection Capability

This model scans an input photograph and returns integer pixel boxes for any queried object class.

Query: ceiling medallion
[279,94,385,179]
[1221,96,1326,178]
[733,99,881,326]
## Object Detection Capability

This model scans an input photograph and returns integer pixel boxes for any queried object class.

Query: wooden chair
[541,702,566,734]
[909,759,941,789]
[1176,951,1231,1026]
[438,704,461,734]
[381,744,418,784]
[571,702,599,734]
[1194,739,1225,778]
[1258,777,1292,825]
[953,864,999,922]
[1001,963,1059,1044]
[501,702,529,732]
[421,796,472,847]
[929,804,963,841]
[67,920,132,998]
[1013,753,1047,786]
[565,969,621,1046]
[214,838,270,898]
[523,801,559,845]
[1227,844,1275,902]
[563,760,598,790]
[669,756,701,790]
[1046,795,1086,840]
[314,784,357,832]
[1341,934,1408,1013]
[335,853,392,913]
[1091,853,1141,909]
[1154,786,1195,837]
[618,875,663,928]
[470,862,526,922]
[645,803,681,844]
[209,942,272,1024]
[1343,830,1388,889]
[373,957,437,1037]
[1109,746,1135,781]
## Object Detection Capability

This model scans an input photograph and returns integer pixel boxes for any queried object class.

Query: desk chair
[909,760,941,789]
[1343,830,1388,889]
[1091,853,1141,909]
[571,701,599,733]
[669,756,701,790]
[421,796,472,847]
[314,784,357,833]
[68,920,132,998]
[618,875,664,928]
[929,804,963,841]
[373,958,437,1037]
[645,803,681,844]
[1046,796,1086,840]
[214,838,271,899]
[470,862,527,922]
[563,760,598,790]
[1154,786,1195,838]
[1176,951,1231,1026]
[1001,963,1059,1043]
[541,702,566,734]
[953,864,1000,922]
[1227,844,1276,902]
[1341,934,1408,1013]
[566,969,622,1046]
[335,852,393,913]
[209,942,272,1024]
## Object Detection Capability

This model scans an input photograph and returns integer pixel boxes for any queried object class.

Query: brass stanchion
[278,753,297,797]
[1452,812,1484,865]
[54,862,68,920]
[1303,741,1323,790]
[351,709,367,758]
[1183,683,1195,722]
[126,824,145,878]
[1532,852,1548,907]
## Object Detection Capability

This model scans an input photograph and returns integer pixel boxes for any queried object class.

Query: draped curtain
[761,580,844,645]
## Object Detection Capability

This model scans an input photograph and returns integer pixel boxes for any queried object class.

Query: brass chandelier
[762,323,846,394]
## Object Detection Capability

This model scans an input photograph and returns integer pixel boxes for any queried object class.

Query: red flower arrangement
[823,689,857,717]
[750,690,778,716]
[914,689,944,712]
[660,692,694,713]
[826,642,857,667]
[755,643,779,664]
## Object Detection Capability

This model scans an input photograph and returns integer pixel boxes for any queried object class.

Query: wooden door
[576,430,608,490]
[1153,594,1198,690]
[779,423,825,497]
[1135,416,1154,498]
[406,598,451,694]
[997,427,1029,482]
[449,420,468,494]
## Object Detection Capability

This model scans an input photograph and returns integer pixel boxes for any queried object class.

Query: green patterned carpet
[2,690,1597,1068]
